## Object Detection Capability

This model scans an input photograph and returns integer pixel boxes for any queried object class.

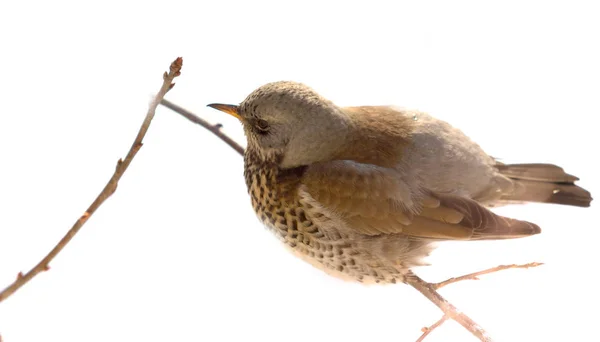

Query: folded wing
[301,160,540,240]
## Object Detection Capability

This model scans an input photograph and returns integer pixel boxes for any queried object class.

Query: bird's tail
[496,163,592,207]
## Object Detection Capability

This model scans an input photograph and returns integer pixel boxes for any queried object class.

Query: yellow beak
[207,103,242,120]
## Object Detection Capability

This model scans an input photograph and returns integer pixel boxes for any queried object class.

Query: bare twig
[160,99,244,155]
[406,272,493,342]
[410,262,543,341]
[0,57,183,303]
[416,315,449,342]
[432,262,543,290]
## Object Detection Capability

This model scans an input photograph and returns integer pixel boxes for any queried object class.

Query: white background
[1,1,598,341]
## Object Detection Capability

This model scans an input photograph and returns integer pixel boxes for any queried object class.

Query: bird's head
[209,81,351,168]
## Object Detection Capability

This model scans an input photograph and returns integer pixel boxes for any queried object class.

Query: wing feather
[302,160,540,240]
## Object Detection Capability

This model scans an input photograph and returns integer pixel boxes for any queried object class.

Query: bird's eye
[255,119,270,133]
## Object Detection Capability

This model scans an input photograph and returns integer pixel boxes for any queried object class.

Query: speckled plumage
[210,81,592,284]
[243,148,425,283]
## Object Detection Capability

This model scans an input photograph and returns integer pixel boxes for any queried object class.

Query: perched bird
[208,81,592,284]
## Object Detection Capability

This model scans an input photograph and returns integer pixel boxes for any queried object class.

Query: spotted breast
[243,148,427,284]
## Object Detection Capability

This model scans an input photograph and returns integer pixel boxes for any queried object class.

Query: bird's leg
[432,262,543,290]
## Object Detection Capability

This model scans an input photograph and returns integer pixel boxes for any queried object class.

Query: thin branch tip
[171,57,183,69]
[159,99,245,156]
[167,57,183,78]
[0,57,183,303]
[416,315,449,342]
[433,262,543,290]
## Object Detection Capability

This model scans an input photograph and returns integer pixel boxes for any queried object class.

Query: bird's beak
[207,103,242,121]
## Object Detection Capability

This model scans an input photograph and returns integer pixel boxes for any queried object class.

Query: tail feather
[496,163,580,183]
[497,163,592,208]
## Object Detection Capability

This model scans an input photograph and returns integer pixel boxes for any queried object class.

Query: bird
[208,81,592,284]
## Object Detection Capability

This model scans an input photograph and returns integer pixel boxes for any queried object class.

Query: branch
[160,100,542,342]
[160,99,244,156]
[432,262,543,290]
[406,273,493,342]
[410,262,543,341]
[0,57,183,303]
[416,314,449,342]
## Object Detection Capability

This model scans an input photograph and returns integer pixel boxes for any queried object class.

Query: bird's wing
[300,160,540,240]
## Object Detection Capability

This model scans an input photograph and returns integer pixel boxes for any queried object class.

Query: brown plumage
[495,163,592,207]
[209,81,592,284]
